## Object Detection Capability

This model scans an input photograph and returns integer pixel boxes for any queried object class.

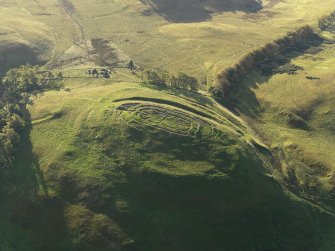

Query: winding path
[56,0,90,56]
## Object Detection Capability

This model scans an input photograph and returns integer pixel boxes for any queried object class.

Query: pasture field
[61,0,335,80]
[0,0,334,79]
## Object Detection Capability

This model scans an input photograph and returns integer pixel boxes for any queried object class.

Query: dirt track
[56,0,90,54]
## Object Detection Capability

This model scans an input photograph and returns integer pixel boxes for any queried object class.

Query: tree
[175,72,198,92]
[167,75,179,89]
[1,78,21,110]
[142,70,167,87]
[209,87,224,101]
[3,66,42,92]
[18,66,39,92]
[102,71,110,79]
[92,69,98,77]
[4,69,19,89]
[128,60,135,71]
[0,66,65,168]
[57,72,64,81]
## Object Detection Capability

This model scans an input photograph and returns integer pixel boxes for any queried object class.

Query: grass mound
[0,82,334,250]
[1,0,335,250]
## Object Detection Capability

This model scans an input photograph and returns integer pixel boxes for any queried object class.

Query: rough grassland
[71,0,335,81]
[1,0,334,79]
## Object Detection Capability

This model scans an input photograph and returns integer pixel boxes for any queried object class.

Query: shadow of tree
[225,38,325,118]
[139,0,263,23]
[139,82,214,108]
[0,45,40,77]
[10,125,47,199]
[0,113,74,251]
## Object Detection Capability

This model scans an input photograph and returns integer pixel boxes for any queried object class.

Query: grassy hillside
[70,0,334,80]
[0,1,48,74]
[0,78,335,250]
[227,20,335,224]
[1,0,333,79]
[1,0,335,250]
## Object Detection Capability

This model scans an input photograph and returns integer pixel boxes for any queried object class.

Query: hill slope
[1,80,335,250]
[224,19,335,249]
[1,0,334,78]
[1,0,335,251]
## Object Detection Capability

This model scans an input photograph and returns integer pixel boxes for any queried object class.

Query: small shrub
[306,76,320,80]
[142,70,199,92]
[209,87,224,101]
[273,63,304,75]
[142,69,168,87]
[318,11,335,31]
[168,72,199,92]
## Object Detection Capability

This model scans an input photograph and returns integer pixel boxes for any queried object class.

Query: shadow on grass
[139,0,262,23]
[226,35,325,118]
[0,113,74,251]
[111,147,327,251]
[139,82,213,107]
[0,44,41,77]
[7,112,48,199]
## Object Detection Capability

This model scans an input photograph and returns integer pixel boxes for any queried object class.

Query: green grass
[228,27,335,223]
[255,41,335,167]
[0,78,334,250]
[2,0,335,250]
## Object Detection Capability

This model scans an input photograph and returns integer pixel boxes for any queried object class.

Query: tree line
[318,10,335,31]
[0,65,64,169]
[142,70,199,92]
[212,25,318,99]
